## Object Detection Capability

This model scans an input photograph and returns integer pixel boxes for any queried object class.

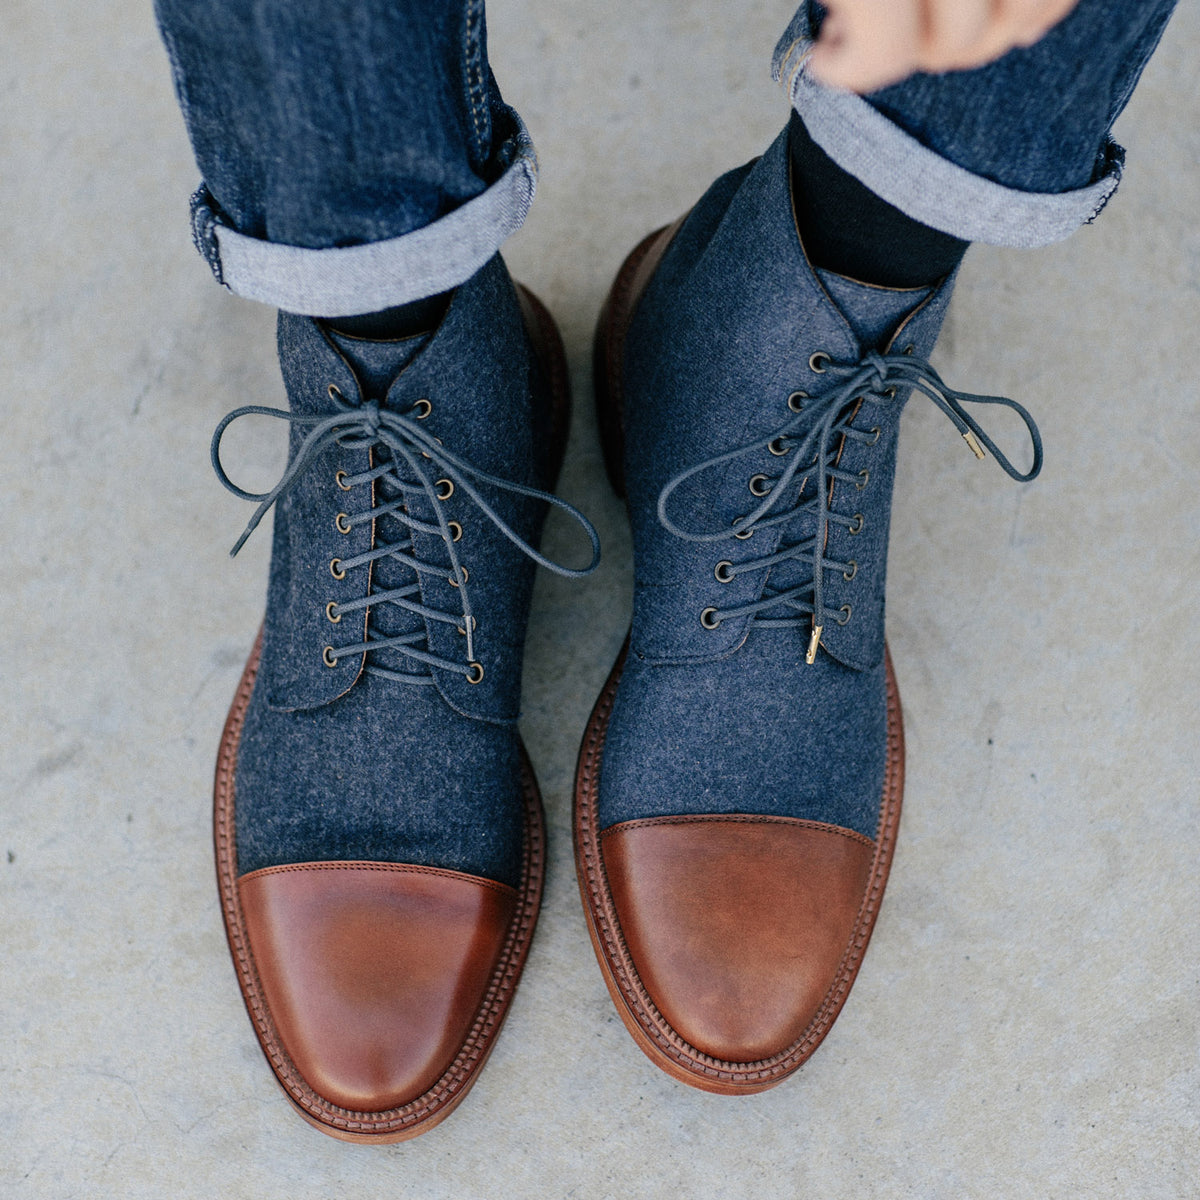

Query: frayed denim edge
[190,114,537,316]
[771,27,1123,248]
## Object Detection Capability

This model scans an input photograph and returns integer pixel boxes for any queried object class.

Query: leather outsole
[573,640,904,1094]
[576,226,907,1093]
[215,633,547,1142]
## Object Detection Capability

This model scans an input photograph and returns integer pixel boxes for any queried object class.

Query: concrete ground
[3,2,1197,1197]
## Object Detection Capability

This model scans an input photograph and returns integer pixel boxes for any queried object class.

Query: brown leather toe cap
[601,815,874,1063]
[238,862,517,1113]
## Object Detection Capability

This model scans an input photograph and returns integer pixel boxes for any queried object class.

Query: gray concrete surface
[2,2,1197,1197]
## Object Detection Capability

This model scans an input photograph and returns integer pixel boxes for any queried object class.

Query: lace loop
[212,390,599,680]
[658,349,1042,653]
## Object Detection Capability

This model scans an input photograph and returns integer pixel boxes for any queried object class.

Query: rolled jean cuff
[188,105,537,316]
[771,22,1124,248]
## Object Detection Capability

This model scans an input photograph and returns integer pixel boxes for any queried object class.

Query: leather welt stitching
[599,814,876,849]
[237,861,518,897]
[218,639,544,1130]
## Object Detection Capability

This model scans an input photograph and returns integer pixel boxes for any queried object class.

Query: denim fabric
[157,0,495,246]
[863,0,1178,193]
[775,0,1176,245]
[156,0,535,314]
[157,0,1172,310]
[228,256,559,886]
[598,131,959,837]
[186,107,535,315]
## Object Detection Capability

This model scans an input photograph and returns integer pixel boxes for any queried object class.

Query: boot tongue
[815,269,931,352]
[325,329,431,399]
[757,272,949,674]
[800,272,954,672]
[321,328,439,682]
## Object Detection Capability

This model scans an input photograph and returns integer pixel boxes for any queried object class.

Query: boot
[576,130,1040,1093]
[212,257,598,1140]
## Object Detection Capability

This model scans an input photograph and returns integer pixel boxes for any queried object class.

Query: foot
[211,256,597,1140]
[576,130,1040,1092]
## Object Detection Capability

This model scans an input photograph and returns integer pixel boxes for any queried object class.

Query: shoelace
[212,385,600,684]
[657,349,1043,664]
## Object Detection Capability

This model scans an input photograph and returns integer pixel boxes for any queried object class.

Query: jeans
[155,0,1177,317]
[155,0,534,314]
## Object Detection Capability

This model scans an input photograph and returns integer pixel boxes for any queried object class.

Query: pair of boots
[211,130,1041,1140]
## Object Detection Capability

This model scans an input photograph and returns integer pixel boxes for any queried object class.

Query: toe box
[602,815,874,1063]
[238,862,516,1113]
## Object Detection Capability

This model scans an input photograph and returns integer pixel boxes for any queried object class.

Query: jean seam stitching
[464,0,488,167]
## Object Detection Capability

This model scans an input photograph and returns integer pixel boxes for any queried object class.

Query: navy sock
[328,290,450,340]
[788,111,967,288]
[323,293,446,398]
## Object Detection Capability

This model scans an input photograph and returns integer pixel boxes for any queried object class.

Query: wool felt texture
[229,256,558,887]
[328,292,450,343]
[598,129,955,837]
[788,111,968,289]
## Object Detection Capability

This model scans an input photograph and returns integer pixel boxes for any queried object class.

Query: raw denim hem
[771,24,1123,248]
[188,109,537,316]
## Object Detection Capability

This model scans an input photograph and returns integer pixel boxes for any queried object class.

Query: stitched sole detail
[575,230,906,1094]
[214,633,547,1142]
[591,222,681,497]
[212,282,566,1142]
[573,638,904,1094]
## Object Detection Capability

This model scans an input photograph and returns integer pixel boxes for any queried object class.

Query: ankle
[788,111,967,289]
[326,290,450,341]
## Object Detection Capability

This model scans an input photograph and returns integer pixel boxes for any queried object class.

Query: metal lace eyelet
[856,469,870,490]
[884,386,897,400]
[330,558,346,580]
[335,470,351,491]
[787,390,808,413]
[457,615,478,635]
[700,607,722,630]
[748,474,772,497]
[848,514,864,535]
[448,567,469,588]
[809,352,831,374]
[867,426,881,445]
[837,604,853,626]
[413,398,432,419]
[448,520,463,542]
[903,343,915,356]
[714,561,734,583]
[335,512,352,534]
[435,478,454,500]
[327,384,345,402]
[768,437,789,457]
[842,560,858,582]
[733,521,754,540]
[322,645,338,668]
[325,601,341,624]
[466,661,485,684]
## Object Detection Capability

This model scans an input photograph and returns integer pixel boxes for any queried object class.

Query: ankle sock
[788,111,967,288]
[325,327,431,398]
[327,290,449,341]
[816,269,931,351]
